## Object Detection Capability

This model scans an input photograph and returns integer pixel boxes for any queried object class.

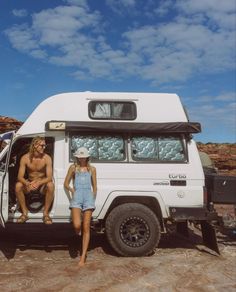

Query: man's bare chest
[26,158,46,172]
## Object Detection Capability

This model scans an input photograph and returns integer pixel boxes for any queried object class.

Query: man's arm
[17,155,30,187]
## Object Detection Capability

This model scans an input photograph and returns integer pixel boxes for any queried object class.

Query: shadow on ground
[0,223,116,260]
[0,223,235,260]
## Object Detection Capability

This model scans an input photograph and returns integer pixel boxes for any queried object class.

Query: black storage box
[206,174,236,204]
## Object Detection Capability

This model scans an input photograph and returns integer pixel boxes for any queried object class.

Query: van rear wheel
[105,203,161,256]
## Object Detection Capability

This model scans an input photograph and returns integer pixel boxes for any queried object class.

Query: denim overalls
[70,170,95,211]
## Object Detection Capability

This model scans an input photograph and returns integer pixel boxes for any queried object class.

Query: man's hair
[29,136,45,161]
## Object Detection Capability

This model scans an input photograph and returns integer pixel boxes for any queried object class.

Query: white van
[0,92,219,256]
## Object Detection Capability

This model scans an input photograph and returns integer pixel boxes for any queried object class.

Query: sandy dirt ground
[0,223,235,292]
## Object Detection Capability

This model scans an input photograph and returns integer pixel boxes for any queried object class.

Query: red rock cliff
[0,116,23,132]
[197,142,236,176]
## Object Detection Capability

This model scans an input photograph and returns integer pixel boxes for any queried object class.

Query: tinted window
[89,101,136,120]
[70,135,125,161]
[131,136,186,162]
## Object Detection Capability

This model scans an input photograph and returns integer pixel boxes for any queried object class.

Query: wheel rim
[119,216,150,247]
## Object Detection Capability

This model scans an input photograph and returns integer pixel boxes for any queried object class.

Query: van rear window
[89,101,136,120]
[131,136,186,162]
[70,135,125,161]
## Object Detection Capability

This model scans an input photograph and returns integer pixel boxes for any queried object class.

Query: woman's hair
[75,157,91,172]
[29,136,45,162]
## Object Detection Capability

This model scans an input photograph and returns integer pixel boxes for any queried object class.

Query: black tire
[25,191,45,213]
[105,203,161,256]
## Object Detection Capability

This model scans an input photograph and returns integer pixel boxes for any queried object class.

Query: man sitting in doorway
[15,136,54,224]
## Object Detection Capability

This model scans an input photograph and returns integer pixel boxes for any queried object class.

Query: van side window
[89,101,136,120]
[131,136,186,162]
[70,135,125,161]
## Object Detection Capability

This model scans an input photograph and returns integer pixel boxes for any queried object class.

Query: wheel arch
[104,195,165,231]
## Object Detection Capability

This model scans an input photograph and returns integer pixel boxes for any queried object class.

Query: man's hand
[26,180,41,192]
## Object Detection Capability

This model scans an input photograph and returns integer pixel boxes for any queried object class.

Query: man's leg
[43,181,54,217]
[15,182,28,222]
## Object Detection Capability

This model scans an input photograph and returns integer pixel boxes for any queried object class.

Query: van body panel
[1,92,205,226]
[17,92,190,136]
[95,191,169,219]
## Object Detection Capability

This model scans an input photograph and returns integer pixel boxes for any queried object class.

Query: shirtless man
[15,136,54,224]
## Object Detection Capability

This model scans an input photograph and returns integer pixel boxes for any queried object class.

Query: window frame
[68,132,188,164]
[129,134,188,163]
[88,100,137,120]
[69,132,127,163]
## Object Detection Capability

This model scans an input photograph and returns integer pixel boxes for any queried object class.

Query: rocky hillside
[0,116,22,132]
[197,142,236,176]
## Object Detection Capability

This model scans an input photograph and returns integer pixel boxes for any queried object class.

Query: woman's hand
[69,187,75,194]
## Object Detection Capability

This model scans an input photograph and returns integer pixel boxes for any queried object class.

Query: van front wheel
[105,203,161,256]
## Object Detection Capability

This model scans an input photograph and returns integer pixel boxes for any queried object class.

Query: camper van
[0,92,219,256]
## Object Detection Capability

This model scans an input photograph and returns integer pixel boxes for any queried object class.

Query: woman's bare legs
[78,209,93,267]
[71,208,82,235]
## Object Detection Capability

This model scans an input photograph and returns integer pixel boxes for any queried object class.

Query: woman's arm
[64,164,75,193]
[91,167,97,197]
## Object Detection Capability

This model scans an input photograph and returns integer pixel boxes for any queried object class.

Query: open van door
[0,170,9,227]
[0,131,14,227]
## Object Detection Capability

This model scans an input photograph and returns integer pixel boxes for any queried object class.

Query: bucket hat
[74,147,90,158]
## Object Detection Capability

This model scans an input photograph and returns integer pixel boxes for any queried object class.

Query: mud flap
[176,221,189,238]
[201,220,220,254]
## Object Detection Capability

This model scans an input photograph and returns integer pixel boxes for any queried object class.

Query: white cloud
[106,0,158,17]
[71,70,89,80]
[106,0,136,10]
[187,92,236,140]
[30,49,47,59]
[5,24,46,58]
[177,0,235,14]
[65,0,88,6]
[154,0,173,17]
[4,0,236,84]
[194,92,236,104]
[31,5,101,46]
[122,21,235,83]
[176,0,236,29]
[216,92,236,102]
[12,9,28,17]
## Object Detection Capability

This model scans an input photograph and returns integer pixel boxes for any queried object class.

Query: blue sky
[0,0,235,143]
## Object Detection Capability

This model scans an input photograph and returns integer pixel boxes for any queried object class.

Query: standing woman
[64,147,97,267]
